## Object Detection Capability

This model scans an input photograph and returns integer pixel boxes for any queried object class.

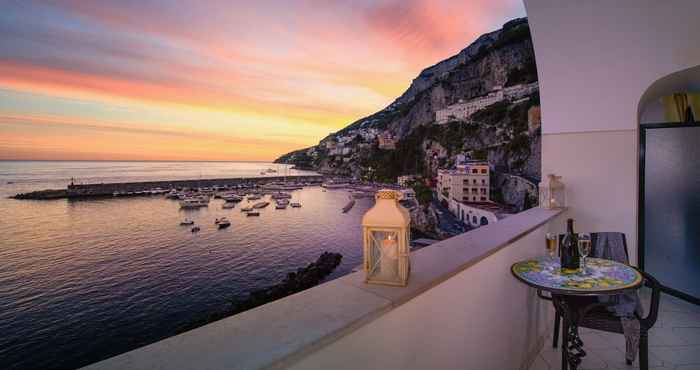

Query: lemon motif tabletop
[511,257,643,295]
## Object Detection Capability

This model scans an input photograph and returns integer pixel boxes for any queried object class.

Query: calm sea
[0,161,373,370]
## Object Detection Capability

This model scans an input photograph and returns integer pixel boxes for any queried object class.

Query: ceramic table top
[511,257,643,295]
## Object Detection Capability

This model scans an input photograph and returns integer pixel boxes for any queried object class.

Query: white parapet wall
[286,208,563,370]
[83,207,564,370]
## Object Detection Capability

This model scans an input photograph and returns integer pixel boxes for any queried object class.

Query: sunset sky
[0,0,525,161]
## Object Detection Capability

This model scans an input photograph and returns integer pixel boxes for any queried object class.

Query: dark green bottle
[560,218,580,270]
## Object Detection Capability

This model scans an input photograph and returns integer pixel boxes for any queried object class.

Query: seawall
[12,175,324,200]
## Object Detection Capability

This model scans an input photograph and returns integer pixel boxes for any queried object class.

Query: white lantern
[361,189,411,286]
[539,174,566,209]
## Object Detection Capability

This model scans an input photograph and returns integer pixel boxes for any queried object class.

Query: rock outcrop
[229,252,343,314]
[276,17,541,214]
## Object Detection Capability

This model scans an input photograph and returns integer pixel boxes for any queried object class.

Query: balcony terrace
[84,1,700,369]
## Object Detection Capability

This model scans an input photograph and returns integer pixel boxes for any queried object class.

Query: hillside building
[436,161,490,204]
[397,175,416,187]
[435,82,539,124]
[377,132,397,150]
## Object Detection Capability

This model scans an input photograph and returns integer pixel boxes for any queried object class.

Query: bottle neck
[566,220,575,234]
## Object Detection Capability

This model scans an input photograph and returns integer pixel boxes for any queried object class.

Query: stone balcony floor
[530,293,700,370]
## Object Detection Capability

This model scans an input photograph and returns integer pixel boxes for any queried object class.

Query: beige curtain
[663,93,697,122]
[690,94,700,122]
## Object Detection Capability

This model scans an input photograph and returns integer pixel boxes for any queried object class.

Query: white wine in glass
[577,233,592,274]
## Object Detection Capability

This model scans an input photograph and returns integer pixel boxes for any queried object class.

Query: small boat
[217,218,231,229]
[342,199,356,213]
[247,194,262,201]
[179,196,210,208]
[222,194,243,202]
[180,218,195,226]
[290,202,302,208]
[241,206,253,212]
[222,202,236,209]
[246,212,260,217]
[275,203,287,209]
[191,226,201,233]
[271,192,292,199]
[322,182,350,189]
[253,201,270,209]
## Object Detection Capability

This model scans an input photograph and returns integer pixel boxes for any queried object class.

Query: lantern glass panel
[368,229,400,282]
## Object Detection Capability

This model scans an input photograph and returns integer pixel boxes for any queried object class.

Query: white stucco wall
[286,209,563,370]
[524,0,700,265]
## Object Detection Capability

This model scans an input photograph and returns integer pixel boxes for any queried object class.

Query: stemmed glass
[577,233,592,275]
[545,232,557,270]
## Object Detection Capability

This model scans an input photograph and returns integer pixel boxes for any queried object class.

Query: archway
[638,64,700,304]
[480,216,489,226]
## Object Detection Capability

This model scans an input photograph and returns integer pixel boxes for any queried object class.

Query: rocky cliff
[276,17,541,214]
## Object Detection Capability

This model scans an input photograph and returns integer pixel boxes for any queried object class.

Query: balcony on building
[83,1,700,370]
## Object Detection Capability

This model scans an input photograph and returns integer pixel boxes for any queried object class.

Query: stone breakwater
[175,252,343,334]
[11,175,324,200]
[230,251,343,314]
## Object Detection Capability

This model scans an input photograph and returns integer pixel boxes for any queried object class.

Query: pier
[12,175,324,200]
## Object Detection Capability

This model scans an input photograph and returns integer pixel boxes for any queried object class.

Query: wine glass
[545,233,557,259]
[545,232,557,271]
[577,233,592,275]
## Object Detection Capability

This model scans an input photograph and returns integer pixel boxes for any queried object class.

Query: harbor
[0,163,377,370]
[11,175,324,200]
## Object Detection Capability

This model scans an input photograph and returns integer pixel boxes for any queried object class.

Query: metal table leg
[553,295,587,370]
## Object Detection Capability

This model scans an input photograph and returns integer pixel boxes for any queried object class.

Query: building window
[481,188,486,194]
[481,179,486,185]
[472,169,478,174]
[473,179,478,184]
[472,216,477,224]
[480,216,489,226]
[481,169,487,174]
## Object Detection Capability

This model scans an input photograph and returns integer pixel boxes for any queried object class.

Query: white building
[448,200,513,228]
[435,82,539,124]
[437,161,490,204]
[397,175,416,187]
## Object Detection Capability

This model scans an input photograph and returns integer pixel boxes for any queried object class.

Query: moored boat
[342,199,355,213]
[222,202,236,209]
[321,182,350,189]
[252,201,270,209]
[246,211,260,217]
[290,202,302,208]
[179,196,210,208]
[241,206,253,212]
[216,217,231,228]
[180,218,195,226]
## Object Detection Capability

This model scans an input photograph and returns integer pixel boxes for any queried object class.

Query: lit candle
[380,234,398,279]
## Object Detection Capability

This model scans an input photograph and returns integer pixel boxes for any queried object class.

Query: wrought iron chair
[540,232,662,369]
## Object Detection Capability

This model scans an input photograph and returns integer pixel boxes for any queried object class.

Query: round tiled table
[512,257,643,370]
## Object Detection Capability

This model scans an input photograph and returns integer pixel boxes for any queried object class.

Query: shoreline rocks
[175,252,343,335]
[229,251,343,314]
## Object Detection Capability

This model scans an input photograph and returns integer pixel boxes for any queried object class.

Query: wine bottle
[560,218,580,270]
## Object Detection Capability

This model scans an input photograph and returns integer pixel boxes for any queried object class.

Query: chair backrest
[591,232,629,263]
[557,232,629,263]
